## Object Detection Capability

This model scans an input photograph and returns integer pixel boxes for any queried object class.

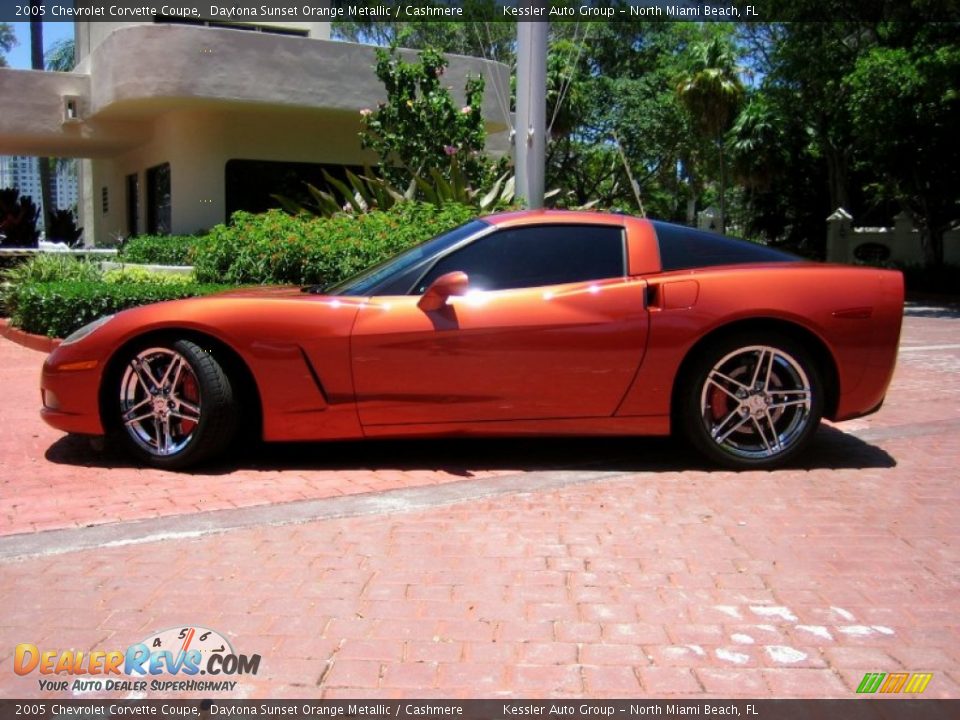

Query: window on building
[126,173,140,237]
[101,186,109,215]
[225,159,364,221]
[146,163,171,235]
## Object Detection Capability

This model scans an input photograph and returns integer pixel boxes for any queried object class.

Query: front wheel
[113,339,238,469]
[679,334,824,469]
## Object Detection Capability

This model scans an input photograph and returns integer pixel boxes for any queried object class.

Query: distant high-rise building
[0,156,79,230]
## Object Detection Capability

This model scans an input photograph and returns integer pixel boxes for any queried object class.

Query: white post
[515,9,547,209]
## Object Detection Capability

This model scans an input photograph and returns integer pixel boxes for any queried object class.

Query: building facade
[0,20,510,244]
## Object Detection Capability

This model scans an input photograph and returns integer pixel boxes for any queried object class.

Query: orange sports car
[40,210,903,470]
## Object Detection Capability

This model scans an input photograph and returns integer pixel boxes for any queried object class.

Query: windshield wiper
[301,284,327,294]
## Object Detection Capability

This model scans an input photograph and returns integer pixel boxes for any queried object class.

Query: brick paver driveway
[1,304,958,699]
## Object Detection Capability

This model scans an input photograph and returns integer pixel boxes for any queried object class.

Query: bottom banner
[1,700,958,720]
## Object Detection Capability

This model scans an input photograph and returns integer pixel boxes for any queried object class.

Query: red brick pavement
[0,307,958,699]
[0,335,522,535]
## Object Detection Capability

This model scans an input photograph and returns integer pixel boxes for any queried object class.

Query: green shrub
[103,266,194,285]
[118,234,201,265]
[192,202,476,286]
[12,281,231,338]
[1,254,102,316]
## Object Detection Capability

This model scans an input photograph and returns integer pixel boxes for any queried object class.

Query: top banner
[2,0,959,24]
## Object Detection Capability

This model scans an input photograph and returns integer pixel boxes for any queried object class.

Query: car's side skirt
[360,415,670,439]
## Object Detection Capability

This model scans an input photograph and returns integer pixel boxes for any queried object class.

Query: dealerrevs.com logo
[14,626,260,693]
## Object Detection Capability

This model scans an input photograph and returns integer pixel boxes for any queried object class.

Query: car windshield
[319,219,490,297]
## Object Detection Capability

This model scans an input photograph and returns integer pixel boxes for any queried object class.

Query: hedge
[12,281,232,338]
[118,234,202,265]
[192,202,476,285]
[1,254,102,316]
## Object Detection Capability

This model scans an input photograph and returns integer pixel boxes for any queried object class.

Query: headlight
[61,315,114,346]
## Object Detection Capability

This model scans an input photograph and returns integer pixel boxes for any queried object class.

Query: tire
[112,339,238,469]
[678,332,824,469]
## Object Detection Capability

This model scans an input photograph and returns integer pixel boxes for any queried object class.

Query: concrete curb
[0,318,60,353]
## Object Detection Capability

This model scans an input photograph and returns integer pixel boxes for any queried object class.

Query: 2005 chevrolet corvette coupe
[40,210,904,470]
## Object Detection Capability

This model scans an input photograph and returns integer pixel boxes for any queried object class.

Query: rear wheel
[679,334,824,469]
[114,339,237,469]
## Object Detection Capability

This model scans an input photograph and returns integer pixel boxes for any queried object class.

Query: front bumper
[40,353,105,436]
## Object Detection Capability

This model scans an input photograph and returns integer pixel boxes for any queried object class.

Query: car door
[350,223,649,427]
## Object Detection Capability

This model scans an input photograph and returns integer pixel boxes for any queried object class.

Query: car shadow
[44,423,894,475]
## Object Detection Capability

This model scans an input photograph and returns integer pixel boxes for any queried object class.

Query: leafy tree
[845,25,960,265]
[333,12,516,64]
[0,23,15,67]
[360,47,491,190]
[676,36,745,232]
[542,22,705,218]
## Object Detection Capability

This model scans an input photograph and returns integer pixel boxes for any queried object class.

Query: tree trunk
[718,140,726,234]
[824,144,850,212]
[917,196,945,267]
[31,17,54,237]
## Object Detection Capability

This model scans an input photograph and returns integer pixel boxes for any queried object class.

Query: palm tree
[45,38,76,72]
[30,14,54,235]
[676,37,744,232]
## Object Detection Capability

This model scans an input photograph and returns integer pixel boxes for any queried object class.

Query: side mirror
[418,271,469,312]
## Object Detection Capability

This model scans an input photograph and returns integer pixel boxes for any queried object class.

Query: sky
[3,22,75,69]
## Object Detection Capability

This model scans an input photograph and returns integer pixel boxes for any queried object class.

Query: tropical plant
[0,189,41,248]
[274,163,517,219]
[45,209,83,247]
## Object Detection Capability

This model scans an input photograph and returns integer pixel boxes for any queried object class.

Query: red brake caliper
[179,373,199,434]
[710,385,729,421]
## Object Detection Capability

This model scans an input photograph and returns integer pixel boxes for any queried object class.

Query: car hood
[212,285,315,300]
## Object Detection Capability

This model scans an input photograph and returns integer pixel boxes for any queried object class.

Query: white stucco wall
[86,104,377,240]
[76,21,331,66]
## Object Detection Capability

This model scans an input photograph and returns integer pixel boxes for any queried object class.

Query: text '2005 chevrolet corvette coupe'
[40,210,904,470]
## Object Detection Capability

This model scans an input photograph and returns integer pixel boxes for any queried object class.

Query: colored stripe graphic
[857,672,933,694]
[857,673,886,693]
[880,672,910,693]
[903,673,933,693]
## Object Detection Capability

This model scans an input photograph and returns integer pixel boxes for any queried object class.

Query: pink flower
[359,108,372,117]
[444,145,458,156]
[461,106,472,114]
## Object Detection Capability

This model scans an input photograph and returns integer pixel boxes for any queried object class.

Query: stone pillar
[698,206,720,233]
[826,207,853,263]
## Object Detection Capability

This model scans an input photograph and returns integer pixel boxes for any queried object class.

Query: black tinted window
[415,224,625,293]
[653,221,798,271]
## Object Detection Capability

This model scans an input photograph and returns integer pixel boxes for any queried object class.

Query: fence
[826,208,960,266]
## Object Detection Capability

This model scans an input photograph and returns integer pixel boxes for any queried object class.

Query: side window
[414,224,625,293]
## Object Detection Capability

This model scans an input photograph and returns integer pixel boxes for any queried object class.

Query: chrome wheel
[700,345,813,461]
[120,347,202,457]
